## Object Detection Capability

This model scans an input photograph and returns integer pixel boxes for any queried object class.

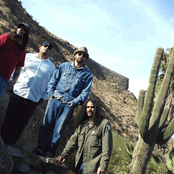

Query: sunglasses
[86,106,95,109]
[77,52,87,58]
[42,43,52,50]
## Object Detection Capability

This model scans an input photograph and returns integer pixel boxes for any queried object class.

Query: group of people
[0,22,113,174]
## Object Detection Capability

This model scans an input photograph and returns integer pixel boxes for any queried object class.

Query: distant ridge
[86,58,129,90]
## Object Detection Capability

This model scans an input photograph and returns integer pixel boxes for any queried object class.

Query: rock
[7,145,24,158]
[0,137,14,174]
[0,143,70,173]
[14,161,30,172]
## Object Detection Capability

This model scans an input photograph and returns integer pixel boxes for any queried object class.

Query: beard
[87,112,93,117]
[76,58,85,64]
[42,52,47,56]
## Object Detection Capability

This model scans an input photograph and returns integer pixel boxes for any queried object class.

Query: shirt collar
[71,62,85,70]
[37,53,50,62]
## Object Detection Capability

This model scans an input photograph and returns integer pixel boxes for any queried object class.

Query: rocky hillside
[0,0,138,144]
[0,0,172,173]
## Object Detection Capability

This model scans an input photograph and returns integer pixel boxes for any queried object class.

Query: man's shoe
[32,148,45,156]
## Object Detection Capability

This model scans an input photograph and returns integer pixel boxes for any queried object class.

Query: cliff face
[0,0,139,173]
[86,58,129,90]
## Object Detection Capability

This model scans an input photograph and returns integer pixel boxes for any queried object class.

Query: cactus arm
[149,47,174,131]
[135,89,146,127]
[139,47,164,139]
[158,117,174,144]
[158,106,170,130]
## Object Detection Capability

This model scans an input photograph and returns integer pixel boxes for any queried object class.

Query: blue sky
[20,0,174,98]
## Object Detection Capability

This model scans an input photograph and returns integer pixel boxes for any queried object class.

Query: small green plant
[106,130,173,174]
[166,145,174,173]
[107,131,135,174]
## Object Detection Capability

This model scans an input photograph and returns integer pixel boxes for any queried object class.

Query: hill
[0,0,137,142]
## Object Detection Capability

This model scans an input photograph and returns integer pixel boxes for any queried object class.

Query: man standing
[0,22,30,98]
[54,98,113,174]
[33,47,93,158]
[1,41,55,145]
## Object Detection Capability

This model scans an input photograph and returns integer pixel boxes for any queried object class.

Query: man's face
[75,51,87,64]
[16,25,25,37]
[86,101,95,117]
[39,44,52,56]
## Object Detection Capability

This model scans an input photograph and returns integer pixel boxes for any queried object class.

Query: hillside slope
[0,0,138,139]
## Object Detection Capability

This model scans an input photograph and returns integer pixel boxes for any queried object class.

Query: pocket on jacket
[90,131,102,147]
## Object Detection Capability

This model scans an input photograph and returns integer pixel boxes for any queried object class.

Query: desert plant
[145,153,170,174]
[166,145,174,173]
[107,131,134,174]
[129,47,174,174]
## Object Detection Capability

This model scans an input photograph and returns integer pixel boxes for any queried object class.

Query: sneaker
[45,151,54,158]
[32,148,45,156]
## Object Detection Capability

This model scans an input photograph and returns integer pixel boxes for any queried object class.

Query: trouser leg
[50,103,74,153]
[37,99,61,152]
[79,164,83,174]
[1,93,38,145]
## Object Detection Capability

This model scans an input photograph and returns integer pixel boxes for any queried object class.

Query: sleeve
[46,66,61,98]
[99,120,113,171]
[0,34,8,49]
[61,127,79,158]
[41,63,56,100]
[70,72,93,106]
[17,50,26,67]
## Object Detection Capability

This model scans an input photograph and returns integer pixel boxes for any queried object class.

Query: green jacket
[61,118,113,174]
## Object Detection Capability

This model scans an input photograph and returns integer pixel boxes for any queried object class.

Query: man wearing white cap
[33,47,93,158]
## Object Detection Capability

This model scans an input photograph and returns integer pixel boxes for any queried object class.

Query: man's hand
[54,156,65,164]
[49,95,56,100]
[97,167,105,174]
[67,102,73,107]
[7,85,13,93]
[8,80,15,87]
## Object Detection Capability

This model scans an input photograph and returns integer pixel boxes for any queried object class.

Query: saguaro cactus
[129,47,174,174]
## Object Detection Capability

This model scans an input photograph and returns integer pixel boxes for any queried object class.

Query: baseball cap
[42,41,52,50]
[17,22,30,33]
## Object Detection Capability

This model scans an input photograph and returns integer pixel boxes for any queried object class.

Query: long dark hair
[75,97,103,128]
[10,27,29,50]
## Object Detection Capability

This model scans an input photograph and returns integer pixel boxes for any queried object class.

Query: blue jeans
[79,163,83,174]
[37,99,74,155]
[0,75,8,99]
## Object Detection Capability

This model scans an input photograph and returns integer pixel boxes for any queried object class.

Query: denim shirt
[47,62,93,106]
[13,53,55,102]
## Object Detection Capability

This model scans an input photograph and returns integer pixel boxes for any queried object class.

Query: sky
[20,0,174,98]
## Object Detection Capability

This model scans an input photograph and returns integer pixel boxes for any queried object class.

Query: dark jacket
[61,118,113,174]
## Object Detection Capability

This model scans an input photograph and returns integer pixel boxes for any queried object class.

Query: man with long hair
[54,98,113,174]
[0,22,30,98]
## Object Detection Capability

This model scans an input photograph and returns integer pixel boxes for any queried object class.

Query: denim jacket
[47,62,93,106]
